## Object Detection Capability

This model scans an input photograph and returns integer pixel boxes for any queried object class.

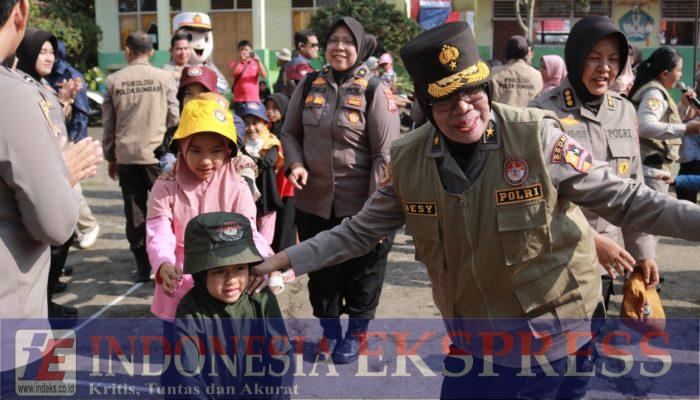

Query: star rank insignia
[483,122,496,145]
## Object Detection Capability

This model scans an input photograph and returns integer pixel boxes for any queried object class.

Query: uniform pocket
[514,264,587,335]
[338,95,367,131]
[302,103,323,127]
[496,199,550,266]
[405,215,444,271]
[607,139,635,177]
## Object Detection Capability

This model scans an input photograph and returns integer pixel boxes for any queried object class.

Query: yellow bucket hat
[171,97,237,149]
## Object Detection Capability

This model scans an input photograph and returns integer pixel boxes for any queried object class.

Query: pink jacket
[146,156,272,321]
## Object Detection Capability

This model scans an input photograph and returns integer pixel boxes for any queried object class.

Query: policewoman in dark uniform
[254,22,700,399]
[531,16,658,306]
[280,16,400,363]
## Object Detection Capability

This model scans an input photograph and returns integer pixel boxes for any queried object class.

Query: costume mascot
[172,12,230,94]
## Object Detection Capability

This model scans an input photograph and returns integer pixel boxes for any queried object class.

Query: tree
[515,0,536,42]
[28,0,102,71]
[307,0,421,59]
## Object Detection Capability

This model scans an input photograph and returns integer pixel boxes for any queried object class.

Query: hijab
[564,16,629,104]
[540,55,567,94]
[325,16,376,77]
[16,28,57,81]
[266,93,289,135]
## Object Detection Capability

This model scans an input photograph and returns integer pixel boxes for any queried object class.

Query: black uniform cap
[400,21,490,103]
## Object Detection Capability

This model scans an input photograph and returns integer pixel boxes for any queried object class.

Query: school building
[95,0,699,87]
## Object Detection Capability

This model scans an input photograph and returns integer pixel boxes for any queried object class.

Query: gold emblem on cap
[193,14,203,24]
[439,45,460,71]
[427,60,490,99]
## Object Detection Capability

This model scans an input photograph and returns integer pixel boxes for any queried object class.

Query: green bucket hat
[183,212,263,275]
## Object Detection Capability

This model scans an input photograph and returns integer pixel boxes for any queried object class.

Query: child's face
[206,264,249,303]
[182,83,208,106]
[265,100,282,123]
[243,115,267,141]
[184,132,229,181]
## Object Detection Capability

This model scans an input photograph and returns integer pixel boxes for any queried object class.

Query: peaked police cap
[400,21,490,102]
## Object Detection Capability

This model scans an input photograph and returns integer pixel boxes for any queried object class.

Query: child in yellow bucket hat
[145,95,291,324]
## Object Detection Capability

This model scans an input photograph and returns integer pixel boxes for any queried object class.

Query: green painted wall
[266,0,292,50]
[182,0,210,12]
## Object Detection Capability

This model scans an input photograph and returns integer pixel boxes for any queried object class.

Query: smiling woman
[530,16,658,310]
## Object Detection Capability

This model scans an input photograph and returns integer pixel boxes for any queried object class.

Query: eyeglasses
[307,42,320,48]
[327,37,356,48]
[430,89,487,113]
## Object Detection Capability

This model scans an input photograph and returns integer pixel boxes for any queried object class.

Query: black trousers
[48,234,76,299]
[272,197,297,252]
[117,164,161,278]
[296,208,394,319]
[676,160,700,203]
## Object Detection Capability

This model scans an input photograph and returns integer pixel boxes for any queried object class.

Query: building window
[291,0,336,37]
[661,0,698,46]
[211,0,252,10]
[118,0,158,50]
[170,0,181,11]
[493,0,611,45]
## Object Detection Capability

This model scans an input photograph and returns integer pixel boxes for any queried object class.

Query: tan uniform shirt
[489,59,543,107]
[102,60,179,164]
[162,62,185,90]
[0,66,79,319]
[286,108,700,299]
[530,79,655,261]
[281,65,400,219]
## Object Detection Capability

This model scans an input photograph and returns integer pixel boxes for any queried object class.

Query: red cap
[178,66,219,98]
[286,63,315,82]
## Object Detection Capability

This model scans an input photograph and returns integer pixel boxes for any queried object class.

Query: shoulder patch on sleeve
[647,97,661,111]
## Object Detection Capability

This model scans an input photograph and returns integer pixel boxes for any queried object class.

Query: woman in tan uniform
[531,16,657,309]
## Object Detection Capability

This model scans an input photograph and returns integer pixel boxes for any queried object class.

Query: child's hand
[657,173,675,184]
[159,262,182,297]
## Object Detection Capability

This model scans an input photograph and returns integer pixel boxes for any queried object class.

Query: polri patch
[503,156,529,186]
[402,201,437,216]
[495,183,543,205]
[384,88,398,113]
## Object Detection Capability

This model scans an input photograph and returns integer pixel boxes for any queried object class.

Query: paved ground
[53,127,700,321]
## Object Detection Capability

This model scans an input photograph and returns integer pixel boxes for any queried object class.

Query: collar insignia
[483,121,496,144]
[563,89,575,108]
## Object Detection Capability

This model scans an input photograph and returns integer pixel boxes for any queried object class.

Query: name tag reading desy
[495,183,543,205]
[402,201,437,216]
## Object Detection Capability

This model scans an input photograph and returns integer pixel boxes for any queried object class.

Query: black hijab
[564,16,629,104]
[265,93,290,135]
[325,16,376,74]
[16,28,57,81]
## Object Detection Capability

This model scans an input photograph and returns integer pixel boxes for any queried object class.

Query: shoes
[48,301,77,318]
[78,225,100,249]
[331,318,370,364]
[318,318,342,362]
[50,282,67,295]
[63,265,73,276]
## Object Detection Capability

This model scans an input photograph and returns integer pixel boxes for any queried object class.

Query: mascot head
[173,12,214,65]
